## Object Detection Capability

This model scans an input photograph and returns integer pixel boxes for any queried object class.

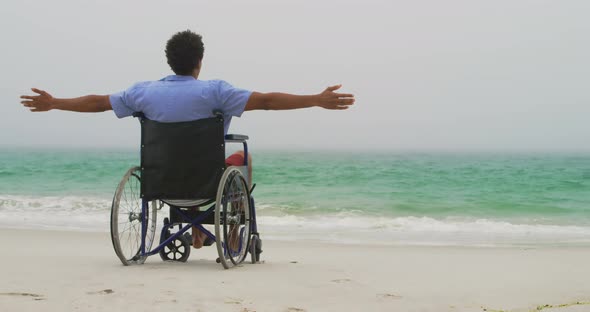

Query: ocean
[1,148,589,247]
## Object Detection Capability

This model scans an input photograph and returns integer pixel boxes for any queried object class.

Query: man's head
[165,30,205,76]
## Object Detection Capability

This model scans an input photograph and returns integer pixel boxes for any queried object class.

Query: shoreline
[1,228,589,311]
[2,223,590,249]
[1,216,590,249]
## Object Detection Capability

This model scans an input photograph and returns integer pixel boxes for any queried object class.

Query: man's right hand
[316,84,355,110]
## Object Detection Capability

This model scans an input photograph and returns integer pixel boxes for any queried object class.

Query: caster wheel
[250,234,262,263]
[159,232,191,262]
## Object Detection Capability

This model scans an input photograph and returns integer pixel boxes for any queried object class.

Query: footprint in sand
[87,289,114,295]
[0,292,43,297]
[377,293,402,299]
[331,278,352,283]
[224,297,243,304]
[0,292,45,300]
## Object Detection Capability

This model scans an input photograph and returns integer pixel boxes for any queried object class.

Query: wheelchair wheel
[110,166,158,265]
[215,167,251,269]
[250,234,262,264]
[159,229,191,262]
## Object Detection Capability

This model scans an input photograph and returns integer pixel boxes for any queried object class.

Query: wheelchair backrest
[138,115,226,201]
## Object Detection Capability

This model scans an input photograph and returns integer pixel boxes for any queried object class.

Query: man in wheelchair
[20,30,355,268]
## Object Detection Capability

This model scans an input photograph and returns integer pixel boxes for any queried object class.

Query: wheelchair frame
[110,114,262,269]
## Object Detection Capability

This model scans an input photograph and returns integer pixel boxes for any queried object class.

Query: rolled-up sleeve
[109,89,135,118]
[215,80,252,118]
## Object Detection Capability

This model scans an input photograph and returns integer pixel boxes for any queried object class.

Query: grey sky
[2,0,589,151]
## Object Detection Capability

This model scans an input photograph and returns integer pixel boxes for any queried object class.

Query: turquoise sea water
[1,148,589,246]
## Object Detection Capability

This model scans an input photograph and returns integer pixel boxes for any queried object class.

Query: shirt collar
[163,75,196,81]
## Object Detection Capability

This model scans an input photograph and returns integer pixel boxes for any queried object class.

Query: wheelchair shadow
[142,258,222,270]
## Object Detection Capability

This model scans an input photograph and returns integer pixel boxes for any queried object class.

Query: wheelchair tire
[215,167,251,269]
[110,166,158,265]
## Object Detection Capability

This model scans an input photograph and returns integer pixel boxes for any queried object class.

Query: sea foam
[1,195,589,247]
[0,195,111,231]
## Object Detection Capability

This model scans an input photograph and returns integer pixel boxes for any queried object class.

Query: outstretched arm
[245,84,355,111]
[20,88,112,113]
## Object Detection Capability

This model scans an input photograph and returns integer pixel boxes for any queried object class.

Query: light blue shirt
[109,75,252,134]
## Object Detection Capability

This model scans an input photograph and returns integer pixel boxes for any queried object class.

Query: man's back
[110,75,252,134]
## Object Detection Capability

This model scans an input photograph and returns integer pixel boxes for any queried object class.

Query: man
[20,30,355,248]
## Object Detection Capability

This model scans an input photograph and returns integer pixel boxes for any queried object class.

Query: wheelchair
[109,112,262,269]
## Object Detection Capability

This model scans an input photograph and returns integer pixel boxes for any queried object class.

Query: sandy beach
[0,228,588,312]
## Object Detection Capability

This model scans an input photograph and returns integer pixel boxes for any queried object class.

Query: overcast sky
[1,0,589,151]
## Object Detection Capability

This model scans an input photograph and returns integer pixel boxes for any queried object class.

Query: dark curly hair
[165,30,205,75]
